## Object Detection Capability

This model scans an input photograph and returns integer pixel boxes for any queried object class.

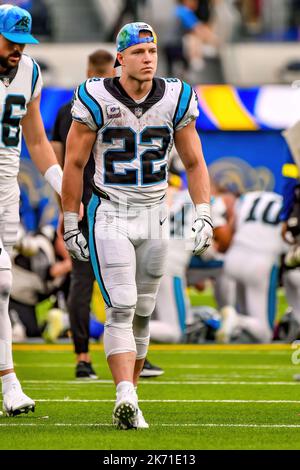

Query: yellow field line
[12,343,292,352]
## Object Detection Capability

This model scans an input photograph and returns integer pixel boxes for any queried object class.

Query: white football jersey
[72,77,199,205]
[0,54,42,205]
[233,191,284,255]
[170,190,227,239]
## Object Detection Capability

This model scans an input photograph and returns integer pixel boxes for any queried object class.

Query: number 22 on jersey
[102,126,172,186]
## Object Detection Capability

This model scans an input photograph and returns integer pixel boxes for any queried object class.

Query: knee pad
[136,293,156,319]
[104,306,137,358]
[106,306,135,326]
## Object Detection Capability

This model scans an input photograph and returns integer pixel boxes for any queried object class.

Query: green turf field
[1,344,300,450]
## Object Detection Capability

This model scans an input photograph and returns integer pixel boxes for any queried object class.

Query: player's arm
[61,121,96,262]
[174,120,212,254]
[62,121,96,213]
[51,141,64,169]
[22,94,62,195]
[174,120,210,205]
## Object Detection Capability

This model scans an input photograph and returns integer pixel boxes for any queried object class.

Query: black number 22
[102,126,171,185]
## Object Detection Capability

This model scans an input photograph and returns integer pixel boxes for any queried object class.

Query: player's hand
[63,229,89,262]
[63,211,89,261]
[191,203,213,255]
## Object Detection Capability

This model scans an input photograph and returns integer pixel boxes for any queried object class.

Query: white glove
[191,203,213,255]
[63,212,89,262]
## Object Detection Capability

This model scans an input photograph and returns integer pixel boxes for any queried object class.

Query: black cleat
[9,405,35,417]
[75,361,98,379]
[139,358,164,378]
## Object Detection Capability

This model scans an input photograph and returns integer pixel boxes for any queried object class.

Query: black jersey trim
[103,77,165,118]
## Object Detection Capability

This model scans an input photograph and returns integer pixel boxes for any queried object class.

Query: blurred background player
[0,4,63,416]
[62,22,213,429]
[278,120,300,342]
[51,49,114,379]
[217,191,284,343]
[151,169,233,343]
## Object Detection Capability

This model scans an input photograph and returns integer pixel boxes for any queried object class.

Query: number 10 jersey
[72,77,199,206]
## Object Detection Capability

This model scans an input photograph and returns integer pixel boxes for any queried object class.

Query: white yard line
[1,423,300,428]
[15,364,298,370]
[30,399,300,404]
[22,380,300,385]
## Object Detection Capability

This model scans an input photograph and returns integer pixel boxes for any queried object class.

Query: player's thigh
[92,232,137,309]
[136,238,168,295]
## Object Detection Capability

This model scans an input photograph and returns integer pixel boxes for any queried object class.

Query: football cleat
[75,361,98,380]
[113,387,138,430]
[216,306,239,344]
[139,358,164,378]
[134,407,149,429]
[3,384,35,417]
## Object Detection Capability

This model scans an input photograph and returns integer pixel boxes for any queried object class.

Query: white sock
[1,372,19,394]
[116,380,134,394]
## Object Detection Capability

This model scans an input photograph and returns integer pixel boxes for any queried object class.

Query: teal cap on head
[114,21,157,67]
[0,4,39,44]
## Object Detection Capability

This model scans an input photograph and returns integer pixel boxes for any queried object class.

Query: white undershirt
[134,90,150,104]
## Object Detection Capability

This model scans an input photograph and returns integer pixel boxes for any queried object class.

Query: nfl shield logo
[134,107,143,118]
[106,104,121,119]
[2,77,10,87]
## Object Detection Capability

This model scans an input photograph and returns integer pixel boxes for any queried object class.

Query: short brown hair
[88,49,114,75]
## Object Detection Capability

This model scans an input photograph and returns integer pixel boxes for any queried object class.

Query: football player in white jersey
[62,22,213,429]
[0,5,63,416]
[151,177,234,343]
[217,191,284,343]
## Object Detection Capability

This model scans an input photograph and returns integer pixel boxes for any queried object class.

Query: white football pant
[87,195,169,359]
[224,244,278,343]
[0,202,19,371]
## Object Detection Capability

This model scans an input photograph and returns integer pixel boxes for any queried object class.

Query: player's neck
[119,76,152,101]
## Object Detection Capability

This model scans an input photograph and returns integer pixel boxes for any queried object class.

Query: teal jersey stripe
[173,81,193,128]
[173,276,186,333]
[78,82,103,129]
[31,60,39,97]
[268,265,278,328]
[87,194,112,307]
